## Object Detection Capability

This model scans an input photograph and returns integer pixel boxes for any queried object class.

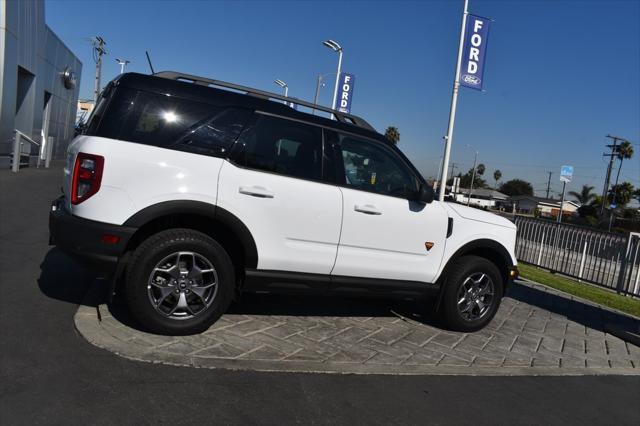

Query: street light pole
[467,146,478,206]
[274,79,288,105]
[558,181,567,224]
[439,0,469,201]
[322,40,343,118]
[313,75,323,114]
[116,58,130,74]
[312,73,335,115]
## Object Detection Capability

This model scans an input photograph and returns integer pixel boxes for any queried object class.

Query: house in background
[451,188,509,209]
[509,195,580,218]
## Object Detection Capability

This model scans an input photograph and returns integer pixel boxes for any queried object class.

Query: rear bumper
[49,196,136,274]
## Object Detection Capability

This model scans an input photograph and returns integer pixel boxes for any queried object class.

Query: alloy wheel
[147,251,218,320]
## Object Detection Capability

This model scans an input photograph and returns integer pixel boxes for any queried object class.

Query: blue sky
[47,0,639,200]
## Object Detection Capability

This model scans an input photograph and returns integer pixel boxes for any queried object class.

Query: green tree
[493,169,502,189]
[458,168,487,189]
[476,163,486,176]
[608,181,635,207]
[609,141,634,204]
[384,126,400,144]
[568,185,596,205]
[499,179,534,197]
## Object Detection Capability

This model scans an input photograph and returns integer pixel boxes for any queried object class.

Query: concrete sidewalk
[75,276,639,375]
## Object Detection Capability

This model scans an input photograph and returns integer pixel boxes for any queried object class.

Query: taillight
[71,153,104,204]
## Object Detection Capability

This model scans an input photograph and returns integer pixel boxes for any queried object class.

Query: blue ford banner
[460,14,491,90]
[336,73,355,114]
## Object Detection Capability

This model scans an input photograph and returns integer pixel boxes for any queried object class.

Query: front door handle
[239,185,275,198]
[354,204,382,215]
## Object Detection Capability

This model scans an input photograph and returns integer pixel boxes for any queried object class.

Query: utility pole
[448,162,458,181]
[467,150,478,206]
[91,37,107,104]
[546,172,552,198]
[600,135,625,216]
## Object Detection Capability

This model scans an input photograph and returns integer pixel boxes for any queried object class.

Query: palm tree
[611,141,634,207]
[493,170,502,190]
[568,185,596,205]
[384,126,400,144]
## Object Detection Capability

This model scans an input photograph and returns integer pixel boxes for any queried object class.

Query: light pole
[322,39,342,116]
[274,79,288,105]
[312,73,334,115]
[466,144,478,206]
[116,58,130,74]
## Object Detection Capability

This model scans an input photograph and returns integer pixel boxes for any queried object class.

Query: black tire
[438,255,503,332]
[125,229,235,335]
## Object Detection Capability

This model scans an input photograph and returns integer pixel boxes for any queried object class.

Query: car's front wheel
[125,229,235,335]
[439,255,503,332]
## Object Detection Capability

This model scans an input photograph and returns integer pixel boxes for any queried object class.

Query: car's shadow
[38,248,638,339]
[107,291,441,334]
[38,248,104,307]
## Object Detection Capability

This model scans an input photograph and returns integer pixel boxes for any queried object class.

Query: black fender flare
[123,200,258,268]
[433,238,514,310]
[445,239,514,272]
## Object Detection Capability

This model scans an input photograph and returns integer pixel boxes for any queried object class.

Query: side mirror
[416,183,435,204]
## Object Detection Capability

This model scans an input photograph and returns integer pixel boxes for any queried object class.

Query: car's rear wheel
[439,255,503,332]
[125,229,234,335]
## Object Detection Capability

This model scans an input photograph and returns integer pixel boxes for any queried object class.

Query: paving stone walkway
[75,279,640,375]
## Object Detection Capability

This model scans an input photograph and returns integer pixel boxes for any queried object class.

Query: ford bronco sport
[49,71,518,335]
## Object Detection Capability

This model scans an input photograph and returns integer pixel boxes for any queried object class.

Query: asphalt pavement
[1,164,639,425]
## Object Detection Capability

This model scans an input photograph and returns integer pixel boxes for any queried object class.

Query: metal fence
[514,216,640,297]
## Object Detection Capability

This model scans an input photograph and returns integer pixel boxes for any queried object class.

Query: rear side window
[88,87,216,148]
[236,114,323,181]
[170,109,251,157]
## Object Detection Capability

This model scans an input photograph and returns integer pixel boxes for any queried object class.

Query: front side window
[237,114,323,181]
[332,132,419,198]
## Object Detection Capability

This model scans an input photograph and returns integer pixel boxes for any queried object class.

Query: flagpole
[439,0,469,201]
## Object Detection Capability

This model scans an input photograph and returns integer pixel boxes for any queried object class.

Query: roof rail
[153,71,375,132]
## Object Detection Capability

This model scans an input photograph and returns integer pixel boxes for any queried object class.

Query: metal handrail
[15,129,40,147]
[11,130,41,173]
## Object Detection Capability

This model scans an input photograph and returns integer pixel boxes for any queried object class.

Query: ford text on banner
[337,73,356,113]
[460,14,491,90]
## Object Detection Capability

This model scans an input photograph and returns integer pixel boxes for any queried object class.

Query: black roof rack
[153,71,375,132]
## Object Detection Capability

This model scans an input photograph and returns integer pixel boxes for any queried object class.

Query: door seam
[329,186,345,275]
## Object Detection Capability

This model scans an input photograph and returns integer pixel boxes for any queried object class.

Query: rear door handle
[354,204,382,215]
[239,185,275,198]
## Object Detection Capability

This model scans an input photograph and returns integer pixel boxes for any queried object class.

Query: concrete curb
[518,276,640,322]
[517,277,640,346]
[74,281,640,377]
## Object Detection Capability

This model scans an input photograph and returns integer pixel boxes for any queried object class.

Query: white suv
[49,71,518,335]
